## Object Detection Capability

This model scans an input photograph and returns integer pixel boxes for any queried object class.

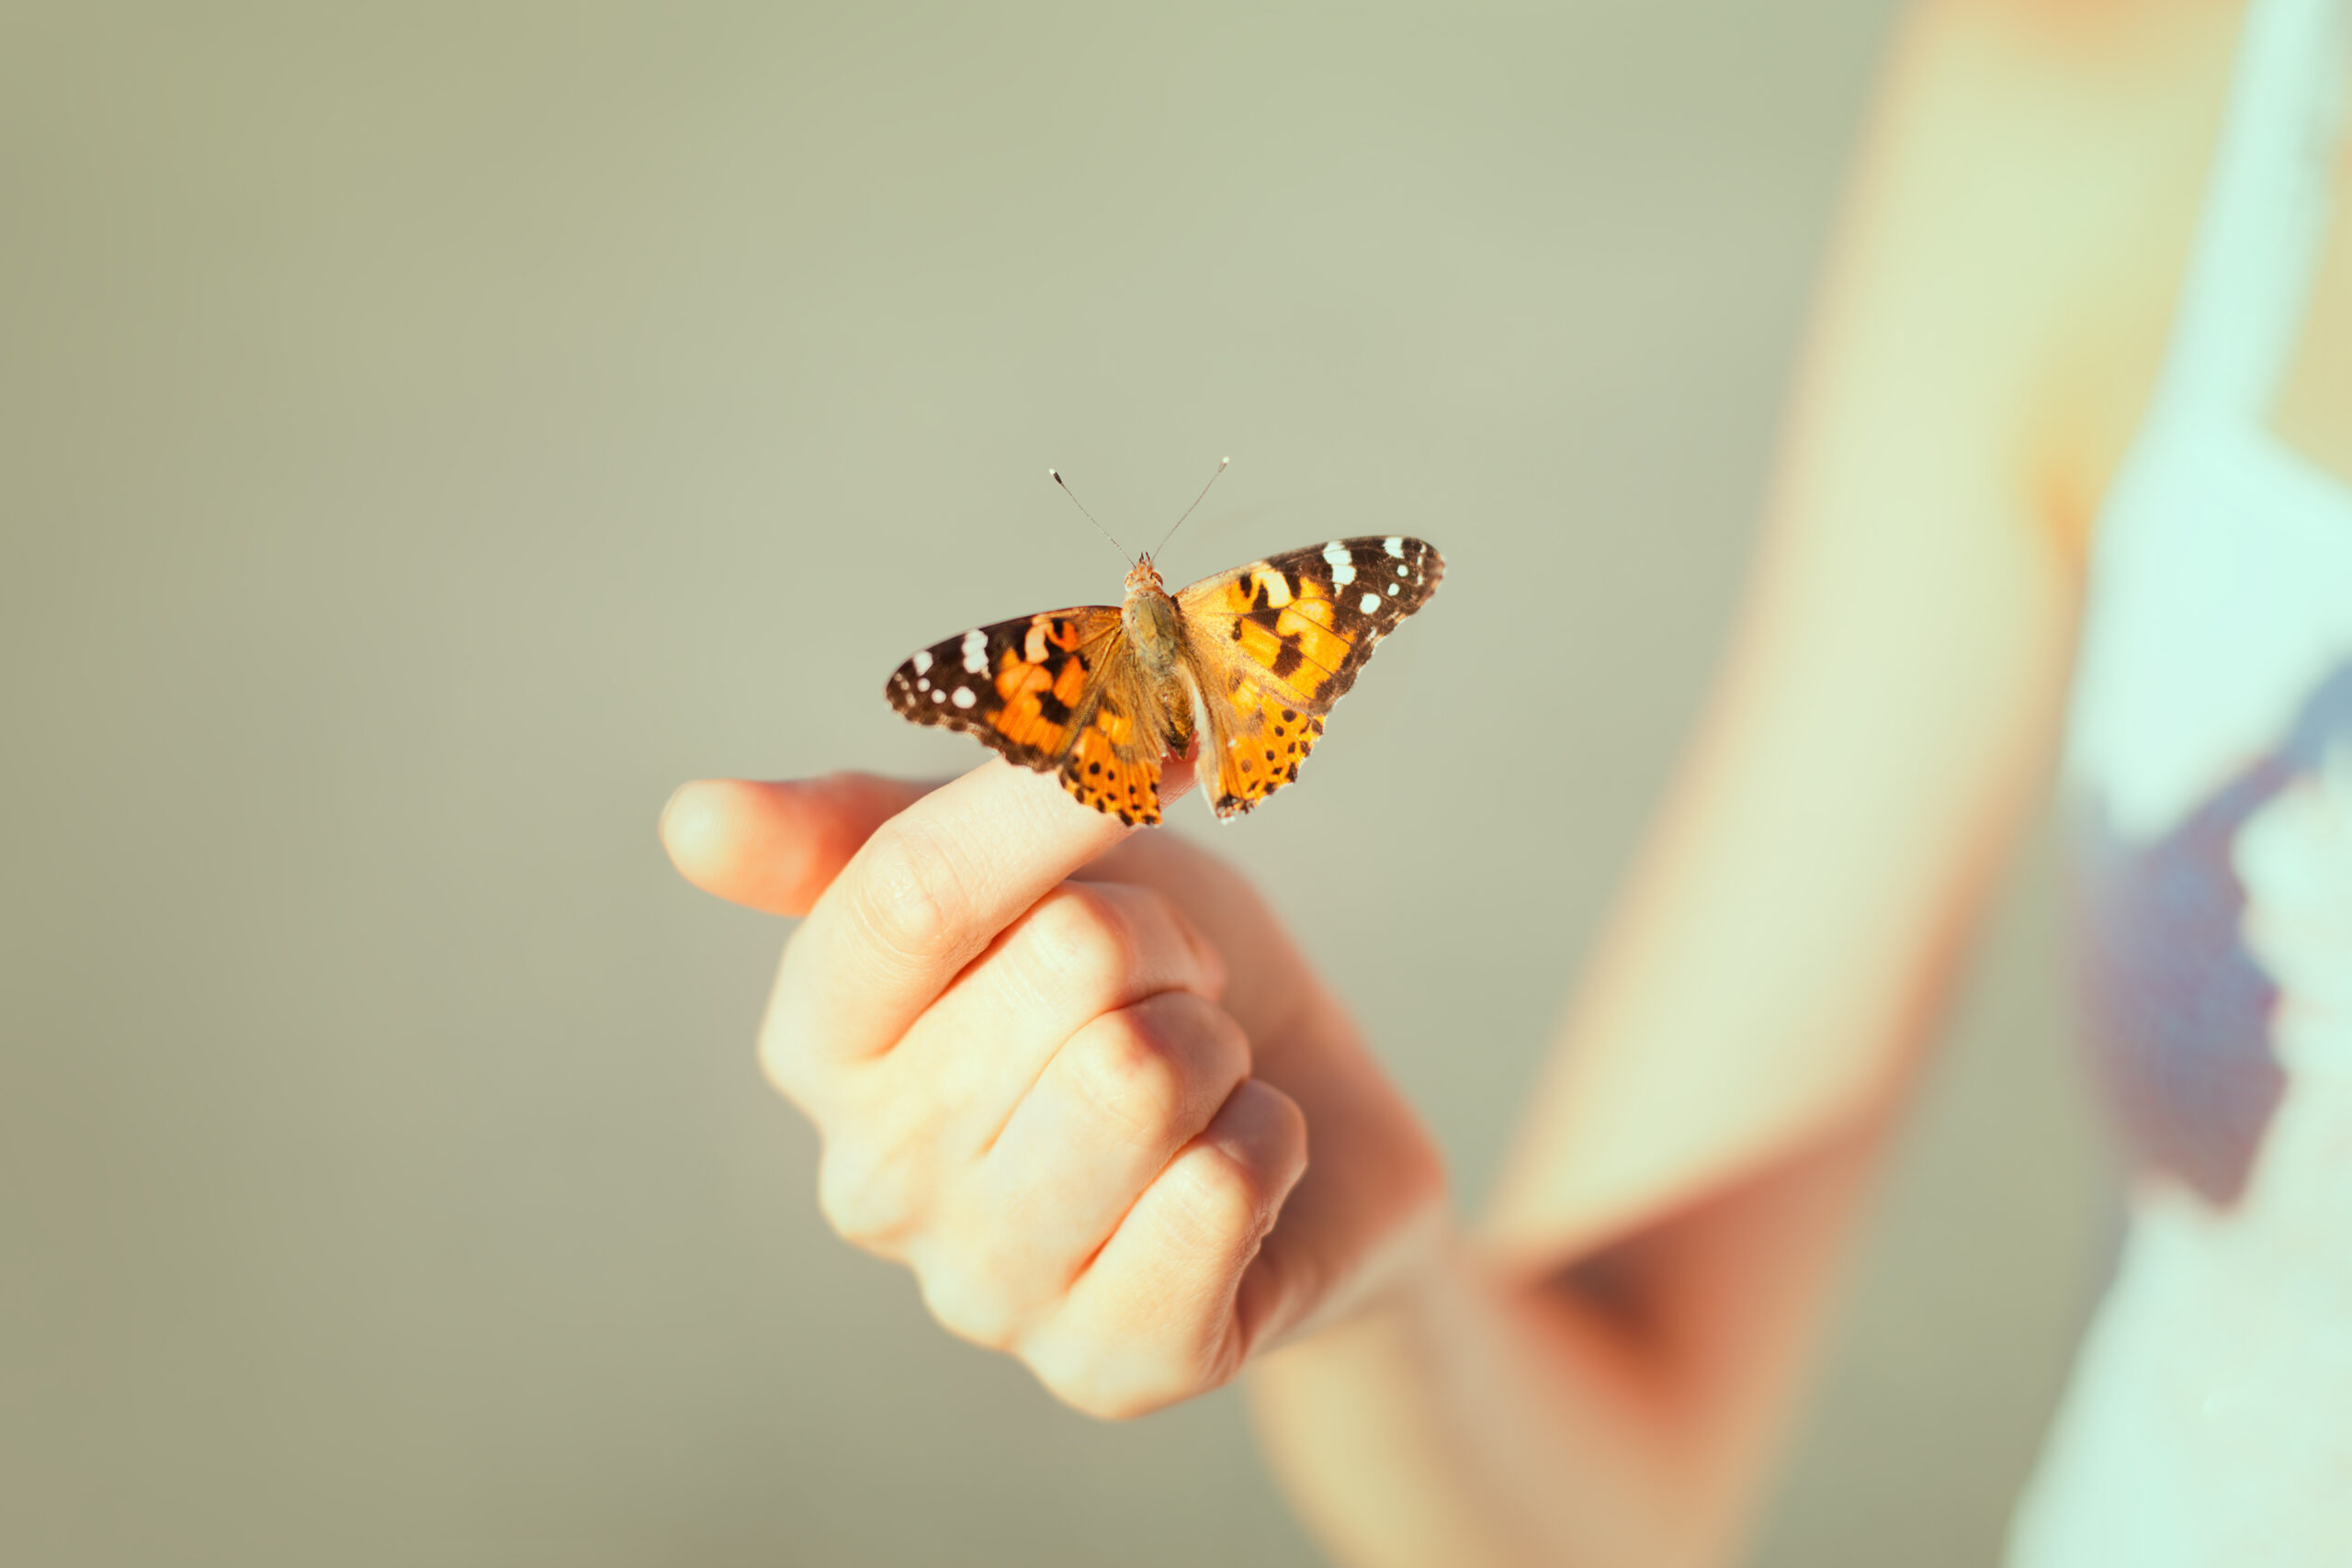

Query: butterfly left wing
[884,604,1179,826]
[1175,535,1443,819]
[886,604,1126,768]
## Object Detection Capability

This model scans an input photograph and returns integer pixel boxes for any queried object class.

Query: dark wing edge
[883,605,1125,773]
[1278,534,1444,697]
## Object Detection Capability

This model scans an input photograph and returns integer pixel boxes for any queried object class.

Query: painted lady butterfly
[886,532,1443,824]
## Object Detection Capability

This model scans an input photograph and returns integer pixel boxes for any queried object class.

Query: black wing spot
[1244,581,1286,635]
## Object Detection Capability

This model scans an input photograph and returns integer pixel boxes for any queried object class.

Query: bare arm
[658,5,2214,1560]
[1245,5,2219,1562]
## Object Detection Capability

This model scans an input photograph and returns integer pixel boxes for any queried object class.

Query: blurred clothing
[2018,0,2352,1556]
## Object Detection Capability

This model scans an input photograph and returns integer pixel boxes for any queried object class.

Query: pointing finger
[662,773,934,918]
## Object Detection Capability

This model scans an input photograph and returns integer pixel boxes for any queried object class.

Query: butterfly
[885,531,1444,824]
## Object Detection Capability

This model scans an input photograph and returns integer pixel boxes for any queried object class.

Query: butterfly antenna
[1151,455,1230,560]
[1049,468,1136,567]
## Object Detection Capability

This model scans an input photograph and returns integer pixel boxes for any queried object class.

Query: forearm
[1245,1125,1881,1568]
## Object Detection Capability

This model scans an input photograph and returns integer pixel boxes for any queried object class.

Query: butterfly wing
[1174,535,1443,819]
[884,604,1174,826]
[886,605,1124,765]
[1056,657,1176,826]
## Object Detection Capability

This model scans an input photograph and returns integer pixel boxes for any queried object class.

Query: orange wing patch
[1059,691,1164,826]
[1195,567,1352,705]
[1205,680,1325,815]
[1176,536,1443,819]
[981,613,1102,759]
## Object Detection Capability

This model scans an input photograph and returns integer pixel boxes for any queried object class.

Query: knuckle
[852,820,965,965]
[755,933,822,1107]
[1258,1083,1311,1166]
[1067,1010,1191,1145]
[766,1034,813,1109]
[1024,884,1143,987]
[815,1143,914,1252]
[1166,1143,1279,1253]
[1186,998,1254,1086]
[1025,1338,1191,1422]
[917,1264,1021,1353]
[755,1014,812,1108]
[1060,1382,1162,1422]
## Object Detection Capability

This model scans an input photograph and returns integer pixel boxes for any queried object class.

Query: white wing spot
[930,687,946,704]
[950,686,977,709]
[1322,541,1356,585]
[960,627,988,674]
[1386,581,1399,596]
[1383,536,1406,558]
[1394,559,1409,576]
[1256,568,1292,608]
[1359,592,1381,614]
[911,649,933,674]
[916,676,930,691]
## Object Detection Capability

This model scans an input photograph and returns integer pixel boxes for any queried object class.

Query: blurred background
[2,3,2111,1563]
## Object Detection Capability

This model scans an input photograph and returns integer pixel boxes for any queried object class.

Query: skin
[666,1,2352,1561]
[662,761,1444,1418]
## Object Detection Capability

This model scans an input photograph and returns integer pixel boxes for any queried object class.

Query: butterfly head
[1124,554,1169,600]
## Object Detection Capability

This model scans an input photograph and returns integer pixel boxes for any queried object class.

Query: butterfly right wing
[1173,535,1443,818]
[885,603,1129,774]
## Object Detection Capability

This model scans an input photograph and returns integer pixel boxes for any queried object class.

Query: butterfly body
[886,536,1442,825]
[1119,558,1185,679]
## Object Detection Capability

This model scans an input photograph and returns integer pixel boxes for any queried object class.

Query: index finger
[662,773,936,918]
[765,750,1197,1076]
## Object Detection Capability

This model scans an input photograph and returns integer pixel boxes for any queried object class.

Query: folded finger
[876,877,1222,1126]
[964,991,1250,1294]
[768,755,1186,1077]
[1028,1077,1309,1418]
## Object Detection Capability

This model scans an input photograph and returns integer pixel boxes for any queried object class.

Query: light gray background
[2,4,2109,1563]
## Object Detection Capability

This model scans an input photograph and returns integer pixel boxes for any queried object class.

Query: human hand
[662,759,1446,1417]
